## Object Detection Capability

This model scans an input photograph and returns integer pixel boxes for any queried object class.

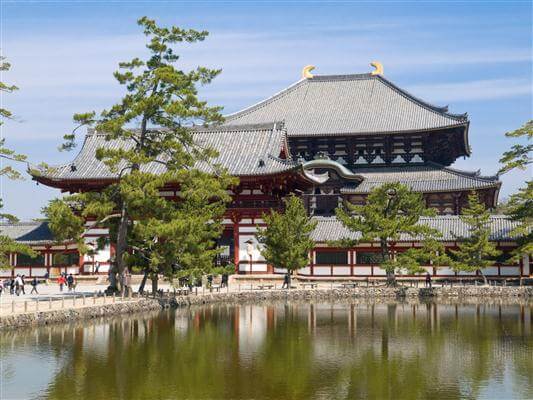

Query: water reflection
[1,300,532,400]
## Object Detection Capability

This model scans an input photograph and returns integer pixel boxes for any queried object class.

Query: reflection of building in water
[174,312,191,334]
[238,305,268,362]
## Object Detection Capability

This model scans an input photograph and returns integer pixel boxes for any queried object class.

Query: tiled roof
[0,222,55,245]
[340,163,500,194]
[225,73,468,137]
[311,215,520,243]
[35,123,299,181]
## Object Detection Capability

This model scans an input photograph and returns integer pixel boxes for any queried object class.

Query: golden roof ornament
[302,65,315,79]
[370,61,383,76]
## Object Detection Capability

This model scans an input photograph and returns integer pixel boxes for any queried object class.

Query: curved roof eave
[302,159,364,181]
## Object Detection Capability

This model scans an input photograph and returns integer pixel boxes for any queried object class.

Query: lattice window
[316,251,348,265]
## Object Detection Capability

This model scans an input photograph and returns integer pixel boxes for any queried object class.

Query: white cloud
[408,78,532,102]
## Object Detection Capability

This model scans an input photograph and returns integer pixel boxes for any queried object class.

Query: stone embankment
[2,286,532,330]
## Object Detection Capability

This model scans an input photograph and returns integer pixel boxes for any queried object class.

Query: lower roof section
[3,215,520,248]
[340,163,500,194]
[0,222,56,245]
[311,215,520,243]
[32,123,301,188]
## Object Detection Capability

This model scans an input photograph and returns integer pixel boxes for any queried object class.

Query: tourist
[9,278,15,295]
[3,278,11,293]
[20,275,26,295]
[425,272,432,288]
[221,273,228,288]
[44,271,50,285]
[14,274,23,296]
[58,274,65,292]
[207,274,213,289]
[282,273,290,289]
[30,277,39,294]
[67,274,75,291]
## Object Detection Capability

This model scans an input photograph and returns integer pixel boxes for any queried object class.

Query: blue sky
[1,1,531,220]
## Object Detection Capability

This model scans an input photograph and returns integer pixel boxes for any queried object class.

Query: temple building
[3,64,529,279]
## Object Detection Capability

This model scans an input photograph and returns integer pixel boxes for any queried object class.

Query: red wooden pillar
[232,213,241,274]
[350,250,354,276]
[79,247,84,275]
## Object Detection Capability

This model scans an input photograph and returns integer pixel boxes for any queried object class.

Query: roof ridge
[376,75,468,121]
[308,73,373,82]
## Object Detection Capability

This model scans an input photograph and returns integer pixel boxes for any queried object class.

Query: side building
[4,65,527,279]
[0,222,80,279]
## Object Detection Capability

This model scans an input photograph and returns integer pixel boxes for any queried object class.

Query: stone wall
[168,286,533,308]
[0,299,162,330]
[2,286,531,330]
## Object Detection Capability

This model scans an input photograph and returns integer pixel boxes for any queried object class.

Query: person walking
[425,272,432,288]
[9,278,15,295]
[30,277,39,294]
[15,274,23,296]
[282,273,290,289]
[221,273,228,288]
[58,274,65,292]
[67,274,74,292]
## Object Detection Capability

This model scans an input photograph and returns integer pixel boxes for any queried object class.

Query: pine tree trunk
[478,269,488,286]
[114,201,128,293]
[381,239,396,287]
[151,274,158,297]
[138,269,149,294]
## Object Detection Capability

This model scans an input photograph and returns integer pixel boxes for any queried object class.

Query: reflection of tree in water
[4,301,530,400]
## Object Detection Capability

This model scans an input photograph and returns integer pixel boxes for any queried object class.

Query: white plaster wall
[435,267,455,275]
[481,267,499,276]
[67,266,79,275]
[97,264,110,273]
[298,267,311,275]
[313,267,331,276]
[239,263,268,272]
[15,268,31,276]
[91,245,111,263]
[238,232,265,262]
[31,268,48,276]
[332,266,351,275]
[353,267,372,275]
[501,267,521,276]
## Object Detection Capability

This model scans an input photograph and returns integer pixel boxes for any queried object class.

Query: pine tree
[44,18,234,292]
[498,120,532,261]
[335,182,437,286]
[257,195,316,277]
[451,192,501,285]
[0,57,36,267]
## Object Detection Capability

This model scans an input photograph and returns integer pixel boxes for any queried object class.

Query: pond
[1,300,532,400]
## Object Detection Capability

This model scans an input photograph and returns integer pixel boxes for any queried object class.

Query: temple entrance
[215,229,235,267]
